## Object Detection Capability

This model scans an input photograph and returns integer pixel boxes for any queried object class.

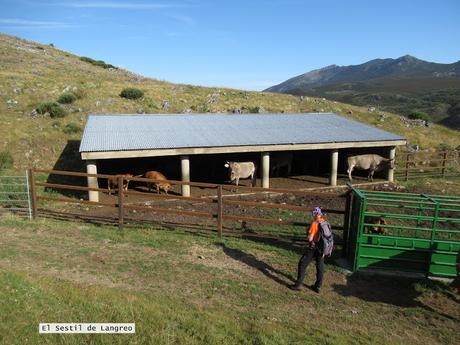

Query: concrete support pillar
[329,150,339,186]
[261,152,270,188]
[181,155,190,197]
[86,160,99,202]
[387,146,396,182]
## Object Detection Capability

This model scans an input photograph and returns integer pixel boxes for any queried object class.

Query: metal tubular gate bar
[0,173,32,219]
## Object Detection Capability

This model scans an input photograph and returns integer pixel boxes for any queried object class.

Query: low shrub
[36,102,67,118]
[120,87,144,100]
[63,122,82,134]
[80,56,117,69]
[57,92,77,104]
[0,151,14,171]
[409,111,432,123]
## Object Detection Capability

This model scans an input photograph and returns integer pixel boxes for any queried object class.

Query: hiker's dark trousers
[294,248,324,288]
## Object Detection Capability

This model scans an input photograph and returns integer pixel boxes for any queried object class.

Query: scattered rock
[198,255,205,259]
[95,100,102,107]
[136,108,145,114]
[207,97,218,105]
[30,109,38,117]
[368,106,376,112]
[13,88,22,94]
[162,100,170,110]
[401,118,429,127]
[7,99,18,107]
[347,110,353,114]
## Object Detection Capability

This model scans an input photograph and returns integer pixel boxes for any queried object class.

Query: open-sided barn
[79,113,406,201]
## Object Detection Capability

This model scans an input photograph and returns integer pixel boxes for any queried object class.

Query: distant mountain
[265,56,460,128]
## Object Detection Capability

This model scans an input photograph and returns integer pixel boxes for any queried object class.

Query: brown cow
[144,171,171,194]
[365,214,387,234]
[107,174,133,195]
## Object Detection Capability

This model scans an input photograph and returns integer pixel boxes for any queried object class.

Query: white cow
[224,161,256,187]
[347,154,394,182]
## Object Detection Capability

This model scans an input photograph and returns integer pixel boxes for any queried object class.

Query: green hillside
[0,33,458,172]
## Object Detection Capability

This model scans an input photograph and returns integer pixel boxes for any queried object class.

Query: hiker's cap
[312,207,323,215]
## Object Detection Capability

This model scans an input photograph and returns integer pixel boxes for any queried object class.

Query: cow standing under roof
[347,154,394,182]
[224,161,256,187]
[270,152,293,176]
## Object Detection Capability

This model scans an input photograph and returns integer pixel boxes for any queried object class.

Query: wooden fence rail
[28,169,349,248]
[395,150,459,180]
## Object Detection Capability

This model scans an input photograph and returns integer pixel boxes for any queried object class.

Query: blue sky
[0,0,459,90]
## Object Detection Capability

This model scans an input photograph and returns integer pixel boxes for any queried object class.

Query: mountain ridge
[265,56,460,128]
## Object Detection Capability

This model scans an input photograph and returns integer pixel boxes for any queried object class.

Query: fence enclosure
[347,187,460,278]
[29,169,349,249]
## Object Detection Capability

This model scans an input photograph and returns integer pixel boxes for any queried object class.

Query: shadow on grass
[332,272,459,321]
[218,243,295,287]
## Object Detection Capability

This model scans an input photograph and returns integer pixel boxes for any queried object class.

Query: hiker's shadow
[219,243,295,287]
[332,272,459,321]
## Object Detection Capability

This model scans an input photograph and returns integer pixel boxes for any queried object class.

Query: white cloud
[0,18,73,29]
[50,2,179,9]
[169,14,195,25]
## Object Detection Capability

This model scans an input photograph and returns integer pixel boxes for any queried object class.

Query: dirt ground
[39,173,391,243]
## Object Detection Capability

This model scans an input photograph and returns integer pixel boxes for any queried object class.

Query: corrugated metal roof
[79,113,406,153]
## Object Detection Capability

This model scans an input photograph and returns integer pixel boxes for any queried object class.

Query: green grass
[0,215,458,344]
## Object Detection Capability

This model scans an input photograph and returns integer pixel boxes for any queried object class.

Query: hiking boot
[311,285,320,293]
[288,284,302,291]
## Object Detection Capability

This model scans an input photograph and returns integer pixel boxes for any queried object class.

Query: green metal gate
[347,188,460,277]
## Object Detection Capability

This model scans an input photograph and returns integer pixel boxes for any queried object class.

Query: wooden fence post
[118,175,124,230]
[441,151,448,178]
[405,153,411,181]
[217,185,223,238]
[28,168,37,219]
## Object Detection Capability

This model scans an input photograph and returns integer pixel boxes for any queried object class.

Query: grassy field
[0,214,459,345]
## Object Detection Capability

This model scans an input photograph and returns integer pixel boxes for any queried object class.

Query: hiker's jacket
[308,216,325,243]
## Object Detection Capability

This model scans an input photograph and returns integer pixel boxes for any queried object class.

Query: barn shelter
[79,113,406,201]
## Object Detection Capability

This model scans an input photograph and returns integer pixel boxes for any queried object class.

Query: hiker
[290,207,332,293]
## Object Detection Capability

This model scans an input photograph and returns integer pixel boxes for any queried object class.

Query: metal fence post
[118,175,124,230]
[217,185,223,238]
[342,191,352,258]
[28,168,37,219]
